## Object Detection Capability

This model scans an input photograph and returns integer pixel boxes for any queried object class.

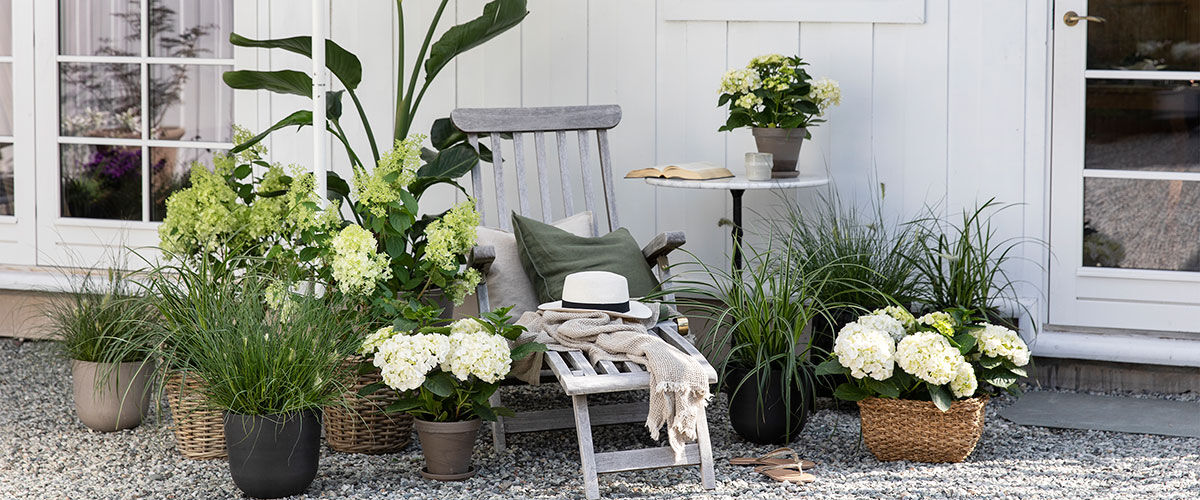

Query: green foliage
[44,268,155,364]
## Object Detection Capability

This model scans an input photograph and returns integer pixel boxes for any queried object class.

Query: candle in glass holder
[745,152,773,181]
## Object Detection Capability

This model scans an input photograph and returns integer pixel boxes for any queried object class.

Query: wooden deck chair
[452,105,717,499]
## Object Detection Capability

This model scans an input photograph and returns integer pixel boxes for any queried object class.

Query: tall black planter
[224,410,321,499]
[726,365,811,444]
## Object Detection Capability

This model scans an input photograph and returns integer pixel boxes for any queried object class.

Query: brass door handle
[1063,11,1106,26]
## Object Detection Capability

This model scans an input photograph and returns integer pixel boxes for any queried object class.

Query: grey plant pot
[413,418,481,481]
[751,127,807,178]
[71,359,153,432]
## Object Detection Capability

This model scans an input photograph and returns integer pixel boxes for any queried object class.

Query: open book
[624,161,733,180]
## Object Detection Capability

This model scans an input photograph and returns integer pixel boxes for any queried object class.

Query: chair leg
[696,406,715,489]
[489,391,507,451]
[571,395,600,500]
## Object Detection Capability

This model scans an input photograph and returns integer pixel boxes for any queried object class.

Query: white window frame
[32,0,257,268]
[0,0,37,265]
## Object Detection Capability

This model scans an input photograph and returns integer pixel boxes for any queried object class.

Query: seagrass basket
[164,372,227,460]
[324,356,412,454]
[858,395,989,463]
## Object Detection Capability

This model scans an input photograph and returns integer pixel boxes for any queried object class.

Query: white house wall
[251,0,1051,323]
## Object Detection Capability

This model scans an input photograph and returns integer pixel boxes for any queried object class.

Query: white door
[0,0,36,265]
[1050,0,1200,333]
[33,0,242,268]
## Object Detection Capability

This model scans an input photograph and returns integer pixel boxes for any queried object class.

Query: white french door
[1050,0,1200,333]
[0,0,36,265]
[32,0,244,267]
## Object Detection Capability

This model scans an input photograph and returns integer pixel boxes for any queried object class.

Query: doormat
[998,391,1200,438]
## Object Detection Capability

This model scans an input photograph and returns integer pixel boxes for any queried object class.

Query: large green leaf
[423,372,455,397]
[229,33,363,89]
[510,341,546,361]
[813,357,847,377]
[928,383,953,412]
[832,382,870,402]
[864,378,900,399]
[417,143,479,179]
[230,110,312,154]
[424,0,529,82]
[223,69,312,98]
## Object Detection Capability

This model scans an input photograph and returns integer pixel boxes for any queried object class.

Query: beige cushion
[476,212,593,315]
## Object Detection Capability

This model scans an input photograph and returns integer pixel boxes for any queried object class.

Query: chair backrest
[450,105,622,237]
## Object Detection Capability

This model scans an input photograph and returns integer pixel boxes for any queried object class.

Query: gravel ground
[2,339,1198,500]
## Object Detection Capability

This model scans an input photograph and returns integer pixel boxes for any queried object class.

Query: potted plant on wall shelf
[817,307,1030,463]
[360,308,544,480]
[168,275,365,499]
[45,269,155,432]
[717,54,842,178]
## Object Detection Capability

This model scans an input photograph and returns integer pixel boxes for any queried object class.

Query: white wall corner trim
[1032,330,1200,368]
[661,0,926,24]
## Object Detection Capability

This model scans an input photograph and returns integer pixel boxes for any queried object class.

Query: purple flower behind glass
[82,147,141,180]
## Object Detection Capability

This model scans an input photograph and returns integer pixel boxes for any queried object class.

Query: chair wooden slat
[597,360,620,375]
[577,130,600,236]
[512,133,532,217]
[490,134,511,231]
[467,134,486,227]
[451,105,621,133]
[533,132,554,221]
[622,361,643,373]
[567,351,598,376]
[596,129,619,232]
[556,130,576,215]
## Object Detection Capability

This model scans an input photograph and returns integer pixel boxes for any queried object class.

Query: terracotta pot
[71,359,153,432]
[225,410,321,498]
[413,418,481,481]
[751,127,806,178]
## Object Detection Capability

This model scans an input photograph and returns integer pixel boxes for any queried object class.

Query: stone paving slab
[999,391,1200,438]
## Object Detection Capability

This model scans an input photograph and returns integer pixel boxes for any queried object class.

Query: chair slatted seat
[453,105,716,499]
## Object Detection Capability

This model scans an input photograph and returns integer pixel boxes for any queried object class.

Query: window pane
[0,143,11,216]
[1085,79,1200,173]
[60,63,141,138]
[1083,177,1200,271]
[151,0,234,59]
[151,147,218,221]
[149,64,233,142]
[61,144,142,220]
[0,62,9,136]
[59,0,141,57]
[1087,0,1200,71]
[0,0,12,57]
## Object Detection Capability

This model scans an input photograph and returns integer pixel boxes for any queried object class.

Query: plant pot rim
[412,417,482,427]
[223,408,320,420]
[71,358,150,364]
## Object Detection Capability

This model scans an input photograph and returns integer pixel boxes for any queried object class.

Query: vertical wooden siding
[254,0,1048,301]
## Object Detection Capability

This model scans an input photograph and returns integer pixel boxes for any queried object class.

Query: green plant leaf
[1007,364,1028,378]
[983,366,1019,388]
[229,33,363,89]
[471,383,499,405]
[385,399,422,414]
[423,372,455,397]
[832,382,870,402]
[298,247,320,262]
[230,110,312,154]
[952,332,977,354]
[223,69,312,97]
[327,90,344,120]
[389,212,413,234]
[429,118,466,150]
[865,378,900,399]
[232,164,252,180]
[424,0,529,83]
[979,355,1004,369]
[928,383,953,411]
[814,357,847,376]
[509,341,546,361]
[417,143,480,180]
[326,171,351,202]
[357,381,386,397]
[472,401,497,421]
[494,407,516,418]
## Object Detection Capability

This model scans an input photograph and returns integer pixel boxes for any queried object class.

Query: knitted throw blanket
[512,310,710,461]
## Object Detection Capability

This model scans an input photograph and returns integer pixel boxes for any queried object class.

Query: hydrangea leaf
[928,383,953,411]
[832,382,870,402]
[813,357,846,377]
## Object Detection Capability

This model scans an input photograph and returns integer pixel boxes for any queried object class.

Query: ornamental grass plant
[44,267,156,366]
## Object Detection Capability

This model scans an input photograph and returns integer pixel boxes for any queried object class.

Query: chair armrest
[641,231,686,263]
[469,245,496,274]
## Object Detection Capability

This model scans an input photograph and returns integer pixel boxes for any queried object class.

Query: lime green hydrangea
[809,77,843,114]
[424,199,480,272]
[158,158,242,254]
[354,134,425,218]
[749,53,786,67]
[719,68,761,95]
[446,267,481,306]
[330,224,393,296]
[917,311,956,337]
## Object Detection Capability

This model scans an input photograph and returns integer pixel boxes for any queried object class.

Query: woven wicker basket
[858,396,989,463]
[324,357,412,454]
[164,372,227,460]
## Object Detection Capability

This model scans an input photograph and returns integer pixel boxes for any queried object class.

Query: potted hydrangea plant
[359,307,544,480]
[816,307,1030,463]
[718,54,842,178]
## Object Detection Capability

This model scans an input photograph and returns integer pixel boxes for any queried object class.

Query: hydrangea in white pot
[816,307,1030,463]
[718,54,841,178]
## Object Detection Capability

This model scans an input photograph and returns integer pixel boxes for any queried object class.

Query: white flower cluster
[809,77,842,114]
[369,319,512,392]
[719,68,761,95]
[833,322,896,381]
[950,362,978,398]
[895,332,967,385]
[975,323,1031,367]
[330,225,392,296]
[917,311,956,337]
[854,311,907,342]
[372,332,450,392]
[876,306,916,330]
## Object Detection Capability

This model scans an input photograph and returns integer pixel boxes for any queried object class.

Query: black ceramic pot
[224,410,321,499]
[726,365,811,444]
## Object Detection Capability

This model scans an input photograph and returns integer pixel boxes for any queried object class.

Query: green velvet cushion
[512,213,660,304]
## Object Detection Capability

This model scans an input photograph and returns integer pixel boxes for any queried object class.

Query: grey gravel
[2,339,1198,499]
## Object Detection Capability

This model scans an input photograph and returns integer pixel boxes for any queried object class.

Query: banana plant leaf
[230,34,363,90]
[229,91,345,154]
[223,69,312,98]
[424,0,528,83]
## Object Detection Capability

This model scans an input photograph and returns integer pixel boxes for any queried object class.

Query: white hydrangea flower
[809,77,842,114]
[874,306,916,330]
[748,53,786,67]
[833,322,896,381]
[373,333,451,392]
[449,317,486,336]
[854,313,907,342]
[917,311,956,337]
[950,362,978,398]
[442,331,511,383]
[359,326,406,356]
[975,323,1030,367]
[330,225,392,296]
[734,93,763,110]
[895,332,967,386]
[719,68,762,95]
